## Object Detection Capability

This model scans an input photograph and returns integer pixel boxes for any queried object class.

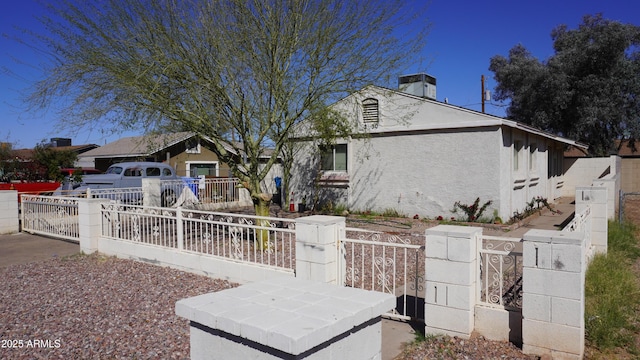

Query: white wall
[349,128,502,219]
[563,156,618,197]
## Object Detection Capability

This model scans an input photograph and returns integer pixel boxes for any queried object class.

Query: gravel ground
[0,253,236,359]
[396,334,539,360]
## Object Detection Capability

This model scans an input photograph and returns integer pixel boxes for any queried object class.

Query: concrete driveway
[0,232,79,269]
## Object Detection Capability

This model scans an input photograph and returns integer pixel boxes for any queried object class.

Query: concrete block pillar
[576,186,607,254]
[142,178,161,207]
[78,198,109,254]
[522,229,586,359]
[295,215,345,284]
[0,191,19,234]
[424,225,482,338]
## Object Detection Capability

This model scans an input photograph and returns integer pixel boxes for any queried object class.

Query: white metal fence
[21,195,80,241]
[339,228,425,322]
[101,203,296,272]
[478,235,523,309]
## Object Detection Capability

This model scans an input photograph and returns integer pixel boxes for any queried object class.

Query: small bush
[453,197,492,222]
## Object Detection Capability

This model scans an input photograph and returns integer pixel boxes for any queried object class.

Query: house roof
[78,132,196,158]
[565,139,640,158]
[8,144,100,161]
[77,132,275,159]
[301,85,588,150]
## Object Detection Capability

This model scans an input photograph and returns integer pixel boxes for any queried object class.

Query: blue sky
[1,0,638,149]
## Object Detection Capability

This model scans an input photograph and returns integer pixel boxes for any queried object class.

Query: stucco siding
[349,128,502,219]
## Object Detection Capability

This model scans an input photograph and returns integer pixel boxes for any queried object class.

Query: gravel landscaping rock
[0,253,236,359]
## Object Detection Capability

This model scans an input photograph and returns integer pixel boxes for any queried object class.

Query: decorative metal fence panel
[100,203,295,272]
[164,178,241,204]
[21,195,80,241]
[89,187,144,205]
[340,228,425,322]
[478,235,523,309]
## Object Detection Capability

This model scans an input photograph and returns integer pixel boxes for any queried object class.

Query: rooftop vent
[398,73,436,100]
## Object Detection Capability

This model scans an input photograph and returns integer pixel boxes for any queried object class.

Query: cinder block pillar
[142,178,161,207]
[424,225,482,338]
[522,229,586,359]
[295,215,345,284]
[78,198,109,254]
[576,186,608,254]
[0,191,19,234]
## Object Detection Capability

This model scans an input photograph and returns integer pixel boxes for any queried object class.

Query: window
[529,143,537,171]
[146,167,161,176]
[513,140,521,171]
[320,144,347,171]
[124,168,142,177]
[186,161,219,177]
[362,98,379,124]
[185,139,201,154]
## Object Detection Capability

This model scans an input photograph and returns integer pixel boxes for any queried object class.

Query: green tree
[32,141,78,182]
[20,0,428,235]
[489,14,640,156]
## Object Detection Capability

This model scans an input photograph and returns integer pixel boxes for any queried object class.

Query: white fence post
[0,191,19,234]
[295,215,345,284]
[424,225,482,338]
[576,186,608,254]
[78,198,109,254]
[522,229,586,359]
[176,207,183,251]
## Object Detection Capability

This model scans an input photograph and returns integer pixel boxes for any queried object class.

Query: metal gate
[339,228,425,323]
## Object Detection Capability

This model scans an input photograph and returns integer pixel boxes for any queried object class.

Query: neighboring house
[77,132,283,194]
[77,132,235,178]
[289,81,587,220]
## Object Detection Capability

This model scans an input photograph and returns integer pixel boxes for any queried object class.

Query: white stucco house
[289,79,587,221]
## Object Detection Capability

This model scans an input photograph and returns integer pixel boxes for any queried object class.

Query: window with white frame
[186,161,218,177]
[320,144,347,172]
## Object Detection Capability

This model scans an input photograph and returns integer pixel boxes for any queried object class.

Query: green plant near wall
[452,197,492,222]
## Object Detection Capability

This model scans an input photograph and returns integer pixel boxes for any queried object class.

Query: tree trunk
[253,193,272,250]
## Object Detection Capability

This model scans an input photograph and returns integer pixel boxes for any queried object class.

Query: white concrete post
[0,191,19,234]
[142,178,161,207]
[522,229,586,359]
[424,225,482,338]
[576,186,608,254]
[78,198,109,254]
[176,277,395,360]
[295,215,345,284]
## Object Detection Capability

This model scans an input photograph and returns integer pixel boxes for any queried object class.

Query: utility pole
[481,74,485,114]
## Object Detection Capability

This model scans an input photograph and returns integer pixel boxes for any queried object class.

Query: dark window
[320,144,347,171]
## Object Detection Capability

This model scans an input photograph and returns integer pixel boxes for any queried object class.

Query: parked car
[59,167,102,191]
[74,162,182,206]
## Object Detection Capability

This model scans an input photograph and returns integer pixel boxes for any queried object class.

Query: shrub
[453,197,492,222]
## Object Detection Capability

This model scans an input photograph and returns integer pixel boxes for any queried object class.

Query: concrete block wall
[575,187,608,254]
[295,215,346,284]
[522,229,586,359]
[424,225,482,338]
[0,191,19,234]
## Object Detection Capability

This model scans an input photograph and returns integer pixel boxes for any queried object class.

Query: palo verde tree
[489,14,640,156]
[20,0,428,230]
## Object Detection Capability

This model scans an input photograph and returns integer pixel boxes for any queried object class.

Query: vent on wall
[398,73,436,100]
